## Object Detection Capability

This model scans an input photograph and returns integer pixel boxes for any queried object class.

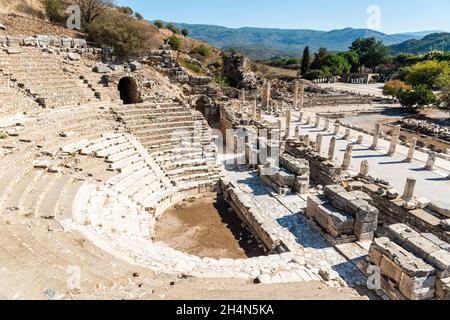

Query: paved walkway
[283,112,450,205]
[318,83,386,97]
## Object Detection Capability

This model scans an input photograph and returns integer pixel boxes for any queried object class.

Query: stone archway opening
[192,95,219,129]
[118,77,139,104]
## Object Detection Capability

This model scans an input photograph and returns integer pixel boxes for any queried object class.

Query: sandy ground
[147,278,367,300]
[154,193,266,259]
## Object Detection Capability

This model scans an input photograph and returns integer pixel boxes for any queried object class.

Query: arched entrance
[190,95,219,128]
[118,77,139,104]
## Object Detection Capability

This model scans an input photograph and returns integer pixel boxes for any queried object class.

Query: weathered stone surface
[441,219,450,232]
[436,277,450,300]
[399,273,436,300]
[129,61,141,71]
[323,185,346,200]
[428,201,450,218]
[68,52,81,61]
[7,48,22,54]
[306,194,329,219]
[421,233,450,252]
[428,250,450,278]
[370,237,435,278]
[403,236,440,260]
[386,224,420,245]
[94,64,111,73]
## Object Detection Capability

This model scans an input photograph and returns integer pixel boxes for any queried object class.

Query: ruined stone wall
[284,143,341,186]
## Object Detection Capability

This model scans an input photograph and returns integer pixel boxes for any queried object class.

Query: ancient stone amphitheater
[0,34,449,301]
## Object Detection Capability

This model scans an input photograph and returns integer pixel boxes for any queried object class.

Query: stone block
[428,250,450,278]
[368,246,383,265]
[371,238,435,278]
[399,273,436,300]
[331,192,357,211]
[349,190,373,203]
[409,209,441,227]
[306,194,328,219]
[436,277,450,300]
[354,219,377,236]
[421,233,450,252]
[68,52,81,61]
[403,236,440,261]
[441,219,450,232]
[428,202,450,218]
[379,255,403,283]
[355,203,379,223]
[386,224,420,245]
[323,185,346,200]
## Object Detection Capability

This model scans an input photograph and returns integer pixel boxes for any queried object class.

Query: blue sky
[116,0,450,34]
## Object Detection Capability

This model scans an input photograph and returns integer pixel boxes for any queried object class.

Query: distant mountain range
[388,33,450,55]
[166,22,447,59]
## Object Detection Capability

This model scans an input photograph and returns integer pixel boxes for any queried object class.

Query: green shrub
[182,62,204,74]
[214,75,230,87]
[86,10,156,60]
[117,6,133,15]
[193,45,211,58]
[211,59,223,69]
[181,28,189,37]
[154,20,163,29]
[42,0,66,23]
[167,35,182,51]
[398,85,437,111]
[134,12,144,20]
[404,60,450,89]
[302,69,326,80]
[383,80,412,97]
[166,22,179,34]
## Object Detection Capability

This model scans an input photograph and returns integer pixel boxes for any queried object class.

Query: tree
[154,20,163,29]
[300,46,311,75]
[398,85,437,111]
[72,0,116,24]
[166,22,179,34]
[350,37,389,70]
[134,12,144,20]
[441,83,450,111]
[383,80,412,97]
[302,69,326,81]
[85,9,156,59]
[181,28,189,37]
[310,47,329,70]
[320,54,351,76]
[338,51,360,73]
[167,35,182,51]
[117,6,133,15]
[43,0,66,23]
[404,60,450,89]
[193,45,210,58]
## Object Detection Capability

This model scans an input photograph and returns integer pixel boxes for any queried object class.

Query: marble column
[371,124,381,150]
[316,134,323,154]
[285,110,292,139]
[425,152,436,170]
[342,144,354,170]
[334,123,340,135]
[360,160,369,177]
[403,177,416,199]
[406,138,417,163]
[328,137,336,161]
[388,125,401,156]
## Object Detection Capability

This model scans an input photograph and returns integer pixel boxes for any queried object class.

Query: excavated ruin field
[154,193,266,259]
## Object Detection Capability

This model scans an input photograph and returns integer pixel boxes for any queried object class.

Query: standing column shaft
[342,144,354,170]
[371,124,381,150]
[328,137,336,161]
[316,134,323,154]
[388,125,401,155]
[403,177,416,199]
[406,138,417,162]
